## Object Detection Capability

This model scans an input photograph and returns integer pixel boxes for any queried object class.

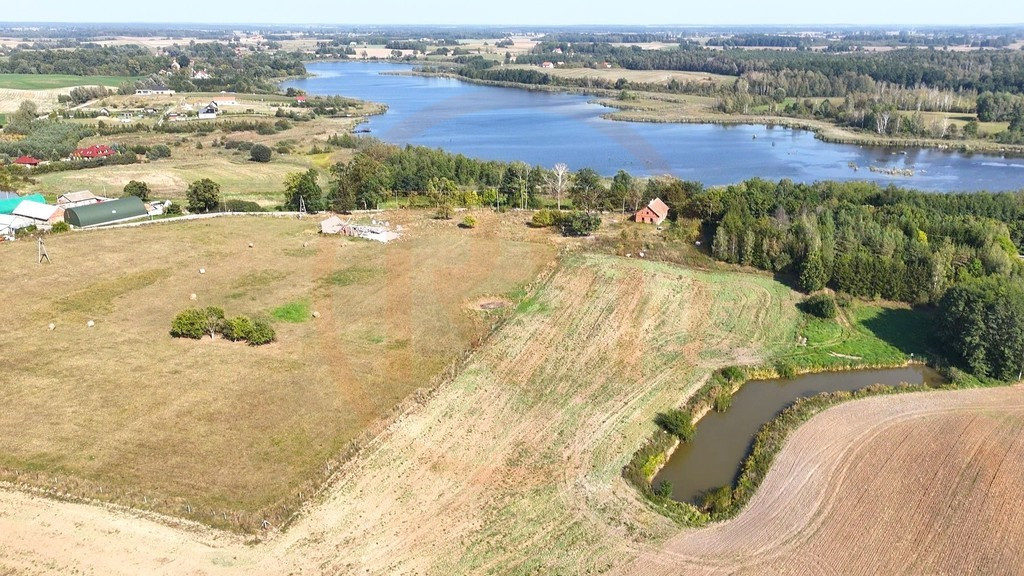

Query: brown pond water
[653,365,945,504]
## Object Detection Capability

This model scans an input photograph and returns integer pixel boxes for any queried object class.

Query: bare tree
[549,163,569,211]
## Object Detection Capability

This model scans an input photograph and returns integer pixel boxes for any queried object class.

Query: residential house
[634,197,670,225]
[135,86,175,96]
[541,61,555,69]
[13,155,40,168]
[71,145,117,160]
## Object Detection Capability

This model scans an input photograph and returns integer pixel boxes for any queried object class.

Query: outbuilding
[64,197,149,228]
[57,190,102,208]
[635,197,670,225]
[13,200,62,225]
[0,193,45,215]
[13,155,41,167]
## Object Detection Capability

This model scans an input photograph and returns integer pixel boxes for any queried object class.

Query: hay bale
[48,323,55,331]
[312,311,321,319]
[190,293,198,301]
[248,242,254,248]
[86,320,95,328]
[199,268,206,275]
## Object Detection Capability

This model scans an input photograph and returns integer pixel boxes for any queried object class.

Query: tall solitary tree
[549,163,569,211]
[186,178,221,213]
[122,180,150,201]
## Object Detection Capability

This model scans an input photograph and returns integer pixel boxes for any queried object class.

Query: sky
[3,0,1024,27]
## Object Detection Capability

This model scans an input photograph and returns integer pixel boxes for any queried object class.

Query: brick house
[634,197,669,225]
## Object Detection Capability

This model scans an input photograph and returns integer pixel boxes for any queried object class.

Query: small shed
[64,197,148,228]
[13,200,62,224]
[320,215,345,234]
[0,193,45,215]
[635,197,670,225]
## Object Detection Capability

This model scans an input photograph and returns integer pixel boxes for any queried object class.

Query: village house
[198,103,219,119]
[635,197,670,225]
[541,61,555,69]
[12,155,41,168]
[71,145,117,160]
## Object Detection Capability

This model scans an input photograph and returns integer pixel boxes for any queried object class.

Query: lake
[284,62,1024,192]
[652,366,945,504]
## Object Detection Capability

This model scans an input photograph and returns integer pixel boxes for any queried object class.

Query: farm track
[5,252,1018,574]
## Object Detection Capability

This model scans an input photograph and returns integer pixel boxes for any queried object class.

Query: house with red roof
[635,197,670,225]
[13,155,41,167]
[71,145,117,160]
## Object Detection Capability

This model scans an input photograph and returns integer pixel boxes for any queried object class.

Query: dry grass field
[0,211,556,530]
[617,385,1024,575]
[0,250,803,573]
[3,227,1023,574]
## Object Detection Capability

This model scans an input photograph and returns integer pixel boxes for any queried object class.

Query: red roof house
[13,155,40,167]
[635,197,670,225]
[71,145,117,160]
[295,96,307,103]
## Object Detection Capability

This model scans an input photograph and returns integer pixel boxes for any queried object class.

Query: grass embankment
[0,211,555,532]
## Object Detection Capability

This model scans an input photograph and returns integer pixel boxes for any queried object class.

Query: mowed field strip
[617,385,1024,576]
[0,250,802,573]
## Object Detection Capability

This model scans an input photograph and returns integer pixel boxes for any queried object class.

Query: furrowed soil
[0,251,802,574]
[616,385,1024,576]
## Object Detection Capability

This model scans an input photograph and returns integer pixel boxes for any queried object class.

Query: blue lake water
[284,62,1024,192]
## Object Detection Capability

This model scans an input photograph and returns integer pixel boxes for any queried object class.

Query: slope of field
[0,74,138,90]
[0,212,555,530]
[0,252,803,574]
[618,384,1024,575]
[507,64,735,86]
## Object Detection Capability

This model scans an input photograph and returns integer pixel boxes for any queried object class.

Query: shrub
[256,123,276,135]
[223,315,254,342]
[720,366,746,383]
[224,199,263,212]
[775,361,797,379]
[530,209,556,228]
[164,202,183,215]
[250,143,272,163]
[564,211,601,236]
[246,317,276,345]
[459,215,477,229]
[801,293,838,319]
[654,480,673,499]
[713,390,733,412]
[170,307,224,339]
[655,409,695,442]
[145,144,172,160]
[701,485,733,516]
[50,221,70,234]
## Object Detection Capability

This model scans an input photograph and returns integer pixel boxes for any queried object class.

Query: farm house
[12,200,63,226]
[64,197,149,228]
[635,197,669,225]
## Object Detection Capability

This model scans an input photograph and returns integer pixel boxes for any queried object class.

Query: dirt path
[617,385,1024,576]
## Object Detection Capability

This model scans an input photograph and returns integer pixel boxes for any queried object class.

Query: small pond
[653,365,945,503]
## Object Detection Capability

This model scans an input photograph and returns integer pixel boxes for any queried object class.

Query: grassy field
[0,211,556,530]
[0,74,139,90]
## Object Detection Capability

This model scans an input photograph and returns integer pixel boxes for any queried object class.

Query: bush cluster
[801,293,839,319]
[170,307,275,346]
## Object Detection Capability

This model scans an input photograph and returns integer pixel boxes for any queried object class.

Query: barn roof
[12,200,59,222]
[646,197,670,219]
[57,190,99,204]
[64,197,148,228]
